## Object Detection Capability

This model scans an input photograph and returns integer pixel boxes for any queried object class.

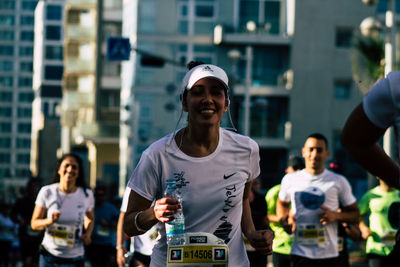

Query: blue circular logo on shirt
[299,187,325,210]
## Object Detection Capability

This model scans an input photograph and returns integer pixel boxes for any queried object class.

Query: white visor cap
[181,64,229,94]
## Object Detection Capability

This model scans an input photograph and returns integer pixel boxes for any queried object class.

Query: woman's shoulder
[39,183,57,192]
[222,128,258,147]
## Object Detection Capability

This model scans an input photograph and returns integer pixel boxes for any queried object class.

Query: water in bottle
[164,179,186,246]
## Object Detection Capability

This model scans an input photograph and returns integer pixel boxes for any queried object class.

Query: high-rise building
[119,0,375,192]
[61,0,122,196]
[31,0,65,185]
[0,0,37,202]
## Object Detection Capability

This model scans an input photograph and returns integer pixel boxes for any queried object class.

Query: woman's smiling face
[184,77,228,127]
[58,156,79,185]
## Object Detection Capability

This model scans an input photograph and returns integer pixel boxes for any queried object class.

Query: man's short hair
[306,133,328,148]
[288,155,305,171]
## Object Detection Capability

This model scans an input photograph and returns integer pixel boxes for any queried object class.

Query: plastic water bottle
[164,179,186,246]
[124,251,133,267]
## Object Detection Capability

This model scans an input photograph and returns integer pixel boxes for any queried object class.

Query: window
[45,46,63,60]
[20,15,34,25]
[0,1,15,9]
[18,77,32,87]
[0,46,14,56]
[17,138,30,148]
[0,168,11,177]
[0,138,11,148]
[0,76,13,87]
[17,107,32,118]
[0,30,14,41]
[178,0,217,34]
[46,5,62,20]
[336,28,354,48]
[20,31,34,41]
[19,46,33,57]
[19,92,34,102]
[0,92,12,102]
[20,62,33,72]
[0,61,13,71]
[0,153,11,164]
[138,0,156,33]
[239,96,289,138]
[15,168,30,177]
[17,153,30,164]
[44,66,63,80]
[102,22,121,40]
[0,107,12,117]
[0,15,14,25]
[46,26,61,40]
[137,94,154,141]
[239,0,282,34]
[18,123,31,133]
[0,122,12,133]
[236,46,289,86]
[100,89,120,109]
[41,85,62,97]
[334,80,352,99]
[21,1,37,11]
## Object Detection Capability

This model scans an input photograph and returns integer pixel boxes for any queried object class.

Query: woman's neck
[178,126,220,157]
[58,182,77,194]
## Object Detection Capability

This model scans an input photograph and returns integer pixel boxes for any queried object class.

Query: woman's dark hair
[52,153,89,196]
[187,61,204,70]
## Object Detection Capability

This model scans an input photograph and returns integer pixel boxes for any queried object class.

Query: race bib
[167,232,228,267]
[47,224,76,247]
[296,223,326,246]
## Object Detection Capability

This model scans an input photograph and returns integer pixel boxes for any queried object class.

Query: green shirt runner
[266,184,293,255]
[359,186,400,256]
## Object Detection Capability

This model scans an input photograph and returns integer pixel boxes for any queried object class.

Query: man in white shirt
[277,133,359,267]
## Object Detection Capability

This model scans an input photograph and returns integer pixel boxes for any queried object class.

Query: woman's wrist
[116,245,125,250]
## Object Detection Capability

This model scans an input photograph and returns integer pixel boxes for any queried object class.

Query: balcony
[65,58,95,73]
[66,0,96,7]
[73,122,119,143]
[65,25,96,41]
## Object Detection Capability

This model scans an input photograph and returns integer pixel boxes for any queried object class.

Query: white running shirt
[127,128,260,267]
[279,169,356,259]
[35,183,94,258]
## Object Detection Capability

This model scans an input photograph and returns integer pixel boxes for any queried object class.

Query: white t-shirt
[35,183,94,258]
[278,169,356,259]
[120,188,159,255]
[127,128,260,267]
[363,71,400,132]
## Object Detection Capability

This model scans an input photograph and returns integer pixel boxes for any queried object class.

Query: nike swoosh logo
[223,173,236,179]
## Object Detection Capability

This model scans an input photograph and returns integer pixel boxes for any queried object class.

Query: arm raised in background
[341,103,399,189]
[116,211,128,267]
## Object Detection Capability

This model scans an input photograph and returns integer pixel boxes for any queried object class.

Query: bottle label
[166,223,185,236]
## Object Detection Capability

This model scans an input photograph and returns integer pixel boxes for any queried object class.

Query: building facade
[61,0,122,197]
[0,0,37,202]
[31,0,65,185]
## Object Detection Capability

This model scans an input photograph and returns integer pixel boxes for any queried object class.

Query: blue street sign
[107,37,131,61]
